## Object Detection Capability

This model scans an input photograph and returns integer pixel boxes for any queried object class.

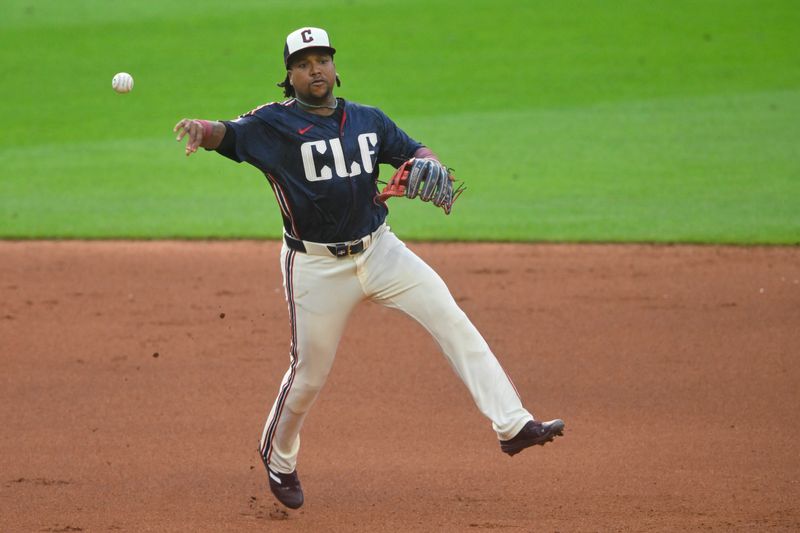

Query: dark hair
[277,73,341,98]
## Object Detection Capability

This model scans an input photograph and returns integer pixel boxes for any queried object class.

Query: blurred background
[1,0,798,242]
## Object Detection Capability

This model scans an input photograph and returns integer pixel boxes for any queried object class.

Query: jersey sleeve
[216,112,277,164]
[374,108,423,168]
[214,121,239,161]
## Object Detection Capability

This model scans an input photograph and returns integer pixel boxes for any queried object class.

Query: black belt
[284,234,367,257]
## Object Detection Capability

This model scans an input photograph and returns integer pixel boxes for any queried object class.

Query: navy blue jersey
[218,98,423,242]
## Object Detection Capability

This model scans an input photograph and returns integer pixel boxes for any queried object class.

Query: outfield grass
[1,0,798,243]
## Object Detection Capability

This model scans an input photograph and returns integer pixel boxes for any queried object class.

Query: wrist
[197,120,213,140]
[413,147,438,162]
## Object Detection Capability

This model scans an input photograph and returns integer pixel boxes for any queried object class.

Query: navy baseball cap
[284,27,336,68]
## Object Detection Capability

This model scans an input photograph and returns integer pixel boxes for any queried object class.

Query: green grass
[1,0,799,243]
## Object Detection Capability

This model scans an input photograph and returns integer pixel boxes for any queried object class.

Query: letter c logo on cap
[301,29,313,43]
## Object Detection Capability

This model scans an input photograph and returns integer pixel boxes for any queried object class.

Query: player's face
[289,50,336,103]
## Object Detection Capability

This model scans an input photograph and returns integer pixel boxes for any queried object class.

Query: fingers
[174,119,191,144]
[174,119,199,156]
[186,121,200,155]
[173,119,190,139]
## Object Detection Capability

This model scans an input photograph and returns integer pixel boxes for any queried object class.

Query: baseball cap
[284,27,336,68]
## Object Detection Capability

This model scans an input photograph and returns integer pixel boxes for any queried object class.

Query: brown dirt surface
[1,241,799,532]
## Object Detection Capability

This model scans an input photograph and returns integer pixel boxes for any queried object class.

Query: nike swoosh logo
[298,125,314,135]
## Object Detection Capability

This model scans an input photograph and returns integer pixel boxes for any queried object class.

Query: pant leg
[356,228,533,440]
[259,245,365,473]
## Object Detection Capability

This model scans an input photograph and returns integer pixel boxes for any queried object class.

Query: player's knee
[287,388,321,414]
[285,376,328,413]
[294,363,332,392]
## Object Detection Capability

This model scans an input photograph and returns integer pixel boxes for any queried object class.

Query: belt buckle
[332,242,350,257]
[332,240,363,257]
[347,240,363,255]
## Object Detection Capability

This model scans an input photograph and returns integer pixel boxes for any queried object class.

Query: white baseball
[112,72,134,93]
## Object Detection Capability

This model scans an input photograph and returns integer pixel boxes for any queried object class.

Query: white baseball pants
[259,224,533,474]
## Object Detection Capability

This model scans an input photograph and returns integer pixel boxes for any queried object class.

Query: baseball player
[173,27,564,510]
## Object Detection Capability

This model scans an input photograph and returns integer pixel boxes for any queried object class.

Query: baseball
[112,72,134,93]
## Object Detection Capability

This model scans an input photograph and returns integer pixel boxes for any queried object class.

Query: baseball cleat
[260,454,304,509]
[500,419,565,457]
[266,467,304,509]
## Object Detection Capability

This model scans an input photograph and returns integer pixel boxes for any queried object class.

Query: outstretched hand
[173,119,205,156]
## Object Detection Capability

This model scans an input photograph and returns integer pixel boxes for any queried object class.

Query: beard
[297,79,333,104]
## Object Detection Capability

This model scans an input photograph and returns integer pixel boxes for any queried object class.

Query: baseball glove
[376,158,465,214]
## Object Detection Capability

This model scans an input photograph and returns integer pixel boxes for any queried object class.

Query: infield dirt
[1,241,798,531]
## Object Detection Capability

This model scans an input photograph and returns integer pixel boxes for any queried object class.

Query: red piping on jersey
[242,101,275,117]
[339,107,347,137]
[266,173,300,238]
